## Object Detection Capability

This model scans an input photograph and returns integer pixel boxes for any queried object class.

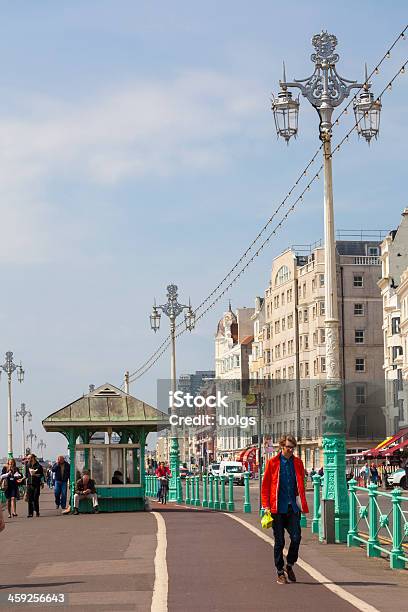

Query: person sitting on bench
[73,470,99,515]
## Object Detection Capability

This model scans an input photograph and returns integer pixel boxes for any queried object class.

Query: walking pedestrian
[1,459,23,518]
[370,463,379,485]
[24,454,44,517]
[52,455,70,511]
[261,434,309,584]
[359,463,370,487]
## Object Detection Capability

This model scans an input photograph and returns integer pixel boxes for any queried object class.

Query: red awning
[363,430,408,457]
[243,447,257,464]
[237,449,246,462]
[380,438,408,457]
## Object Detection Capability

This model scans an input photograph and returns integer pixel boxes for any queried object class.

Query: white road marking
[151,511,168,612]
[225,513,380,612]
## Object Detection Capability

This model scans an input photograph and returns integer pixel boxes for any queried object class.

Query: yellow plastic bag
[261,509,273,529]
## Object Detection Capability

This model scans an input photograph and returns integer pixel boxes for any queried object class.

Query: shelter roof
[42,383,169,433]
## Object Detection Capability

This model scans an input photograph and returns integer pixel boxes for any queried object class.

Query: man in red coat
[261,435,309,584]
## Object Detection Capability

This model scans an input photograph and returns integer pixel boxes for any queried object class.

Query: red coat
[261,452,309,514]
[155,466,171,478]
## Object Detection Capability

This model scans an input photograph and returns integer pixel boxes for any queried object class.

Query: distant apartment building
[215,304,255,460]
[379,209,408,434]
[259,237,385,469]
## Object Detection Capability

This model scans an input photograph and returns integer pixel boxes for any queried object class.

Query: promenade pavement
[1,488,408,611]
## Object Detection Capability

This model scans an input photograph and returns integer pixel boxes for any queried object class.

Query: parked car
[387,468,408,489]
[208,463,220,477]
[219,461,246,485]
[179,467,192,479]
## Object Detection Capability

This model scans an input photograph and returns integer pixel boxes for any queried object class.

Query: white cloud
[0,70,265,263]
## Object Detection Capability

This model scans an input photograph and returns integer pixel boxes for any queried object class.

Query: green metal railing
[347,479,408,570]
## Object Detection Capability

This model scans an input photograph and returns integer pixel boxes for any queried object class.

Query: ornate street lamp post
[1,351,25,458]
[26,429,37,453]
[38,439,47,460]
[272,32,381,542]
[150,284,196,501]
[15,402,32,459]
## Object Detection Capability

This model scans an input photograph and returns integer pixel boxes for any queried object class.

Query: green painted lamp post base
[168,436,180,503]
[320,385,349,544]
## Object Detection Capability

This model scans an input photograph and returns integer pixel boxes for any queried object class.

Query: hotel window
[305,362,310,377]
[282,317,286,331]
[353,275,364,287]
[319,301,325,315]
[355,358,365,372]
[299,336,303,350]
[321,357,326,373]
[356,385,366,404]
[275,321,280,334]
[281,292,285,305]
[354,303,364,316]
[288,314,293,328]
[392,317,401,335]
[304,335,309,350]
[282,342,286,357]
[314,359,318,375]
[319,274,325,287]
[320,328,326,344]
[300,363,304,377]
[313,331,317,346]
[303,283,306,298]
[313,305,316,319]
[355,329,365,344]
[312,279,316,291]
[304,309,308,322]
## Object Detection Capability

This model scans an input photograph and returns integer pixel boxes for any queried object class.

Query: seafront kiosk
[42,383,169,511]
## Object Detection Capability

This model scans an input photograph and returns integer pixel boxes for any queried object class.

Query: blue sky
[0,2,407,458]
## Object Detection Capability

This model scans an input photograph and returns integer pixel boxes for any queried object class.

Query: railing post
[195,475,201,506]
[202,474,208,508]
[300,475,307,527]
[228,474,235,511]
[177,476,183,503]
[312,474,321,535]
[208,475,214,509]
[214,475,220,510]
[146,475,150,496]
[185,476,191,505]
[390,488,405,569]
[220,476,227,510]
[148,475,152,497]
[367,483,381,558]
[243,472,252,513]
[347,479,359,547]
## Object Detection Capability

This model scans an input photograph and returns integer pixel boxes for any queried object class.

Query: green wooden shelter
[42,383,169,512]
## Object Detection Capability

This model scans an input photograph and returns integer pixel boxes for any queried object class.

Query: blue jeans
[272,505,302,573]
[54,481,68,509]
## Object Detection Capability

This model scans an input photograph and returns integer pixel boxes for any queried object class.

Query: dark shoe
[36,512,40,517]
[286,566,296,583]
[277,573,288,585]
[94,506,99,514]
[27,514,33,518]
[73,508,79,515]
[55,504,59,510]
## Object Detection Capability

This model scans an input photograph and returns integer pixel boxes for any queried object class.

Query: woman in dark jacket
[24,454,44,517]
[1,459,23,518]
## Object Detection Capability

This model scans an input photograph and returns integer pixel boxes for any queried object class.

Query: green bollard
[190,475,197,505]
[195,475,201,506]
[149,475,152,497]
[347,479,359,547]
[146,475,150,496]
[390,488,405,569]
[186,476,191,504]
[202,474,208,508]
[300,476,308,527]
[312,474,321,535]
[214,475,220,510]
[228,474,235,511]
[367,483,381,557]
[208,475,214,509]
[177,476,183,504]
[243,472,252,513]
[220,476,227,510]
